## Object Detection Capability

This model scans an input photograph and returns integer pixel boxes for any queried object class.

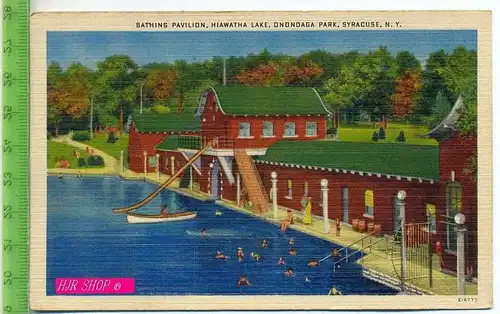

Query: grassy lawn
[47,141,103,169]
[327,122,438,146]
[80,133,128,160]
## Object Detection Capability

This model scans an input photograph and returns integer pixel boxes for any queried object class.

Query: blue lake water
[47,175,397,295]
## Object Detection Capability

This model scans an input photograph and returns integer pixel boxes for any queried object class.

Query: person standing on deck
[302,196,312,225]
[335,218,341,237]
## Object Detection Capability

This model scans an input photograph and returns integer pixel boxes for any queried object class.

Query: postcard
[29,10,492,311]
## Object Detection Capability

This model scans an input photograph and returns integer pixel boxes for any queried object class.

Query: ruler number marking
[3,5,11,20]
[3,205,12,219]
[4,106,12,120]
[3,140,12,153]
[3,172,12,186]
[3,72,12,87]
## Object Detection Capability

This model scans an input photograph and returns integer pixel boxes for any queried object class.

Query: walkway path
[50,135,118,174]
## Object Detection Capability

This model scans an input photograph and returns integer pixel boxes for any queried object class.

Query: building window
[426,204,437,233]
[285,180,293,199]
[446,182,462,252]
[306,122,318,136]
[364,190,374,217]
[262,121,274,137]
[284,122,296,137]
[148,156,158,168]
[239,122,251,138]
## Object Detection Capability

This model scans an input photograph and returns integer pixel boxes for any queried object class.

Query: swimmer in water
[77,171,83,178]
[288,238,294,245]
[306,276,312,282]
[201,228,207,237]
[238,275,250,287]
[307,259,319,268]
[277,257,286,265]
[332,248,340,257]
[261,239,269,248]
[289,248,297,256]
[284,268,294,277]
[57,173,63,179]
[250,252,263,262]
[216,251,227,259]
[236,247,244,260]
[215,209,222,216]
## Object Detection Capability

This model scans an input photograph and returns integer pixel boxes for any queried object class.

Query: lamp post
[454,212,467,295]
[139,80,145,114]
[397,190,407,294]
[271,172,278,219]
[320,179,329,233]
[143,151,148,179]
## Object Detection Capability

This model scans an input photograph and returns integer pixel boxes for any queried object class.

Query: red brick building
[127,87,477,277]
[425,97,478,278]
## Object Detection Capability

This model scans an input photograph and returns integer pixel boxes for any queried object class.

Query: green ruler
[2,0,30,313]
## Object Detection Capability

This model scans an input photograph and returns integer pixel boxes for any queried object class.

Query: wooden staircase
[234,149,269,214]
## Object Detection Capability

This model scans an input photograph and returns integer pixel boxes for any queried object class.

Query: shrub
[87,155,105,166]
[371,131,379,142]
[326,127,337,136]
[77,157,86,168]
[152,104,171,114]
[107,132,118,144]
[396,130,406,143]
[47,131,53,140]
[72,130,91,142]
[55,159,70,168]
[378,127,386,140]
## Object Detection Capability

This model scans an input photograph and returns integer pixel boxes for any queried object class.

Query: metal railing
[319,231,377,264]
[333,235,389,270]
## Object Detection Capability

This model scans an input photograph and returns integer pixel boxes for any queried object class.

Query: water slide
[112,144,210,213]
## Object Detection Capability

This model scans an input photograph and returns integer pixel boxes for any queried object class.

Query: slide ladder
[112,144,210,213]
[234,149,269,214]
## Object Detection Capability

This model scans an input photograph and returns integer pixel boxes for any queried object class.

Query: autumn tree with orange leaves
[235,64,277,86]
[236,61,323,87]
[146,69,177,104]
[391,70,422,118]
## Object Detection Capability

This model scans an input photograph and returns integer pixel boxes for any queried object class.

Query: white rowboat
[127,211,197,224]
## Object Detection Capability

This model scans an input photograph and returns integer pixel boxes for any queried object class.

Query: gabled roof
[198,86,331,116]
[258,140,439,180]
[132,112,200,133]
[425,96,464,142]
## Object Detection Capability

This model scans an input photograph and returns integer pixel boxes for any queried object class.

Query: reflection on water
[47,175,397,296]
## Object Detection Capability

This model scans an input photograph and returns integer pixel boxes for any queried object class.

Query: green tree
[395,51,421,75]
[417,50,453,116]
[94,55,138,133]
[173,60,203,113]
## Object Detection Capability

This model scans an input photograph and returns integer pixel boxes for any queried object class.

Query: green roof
[258,141,439,180]
[132,112,200,133]
[209,86,331,116]
[155,136,181,151]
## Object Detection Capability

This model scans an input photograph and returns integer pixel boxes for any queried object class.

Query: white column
[455,213,467,295]
[321,179,329,233]
[170,156,175,176]
[236,173,241,205]
[189,166,193,190]
[120,150,124,174]
[143,152,148,178]
[156,154,160,180]
[271,172,278,219]
[397,190,407,293]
